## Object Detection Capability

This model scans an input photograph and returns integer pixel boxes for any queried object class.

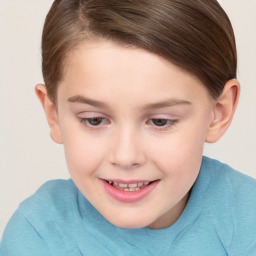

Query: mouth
[101,179,159,203]
[107,180,154,191]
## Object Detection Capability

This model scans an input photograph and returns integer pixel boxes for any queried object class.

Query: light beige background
[0,0,256,237]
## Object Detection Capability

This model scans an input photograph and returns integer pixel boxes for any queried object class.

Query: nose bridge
[109,123,145,169]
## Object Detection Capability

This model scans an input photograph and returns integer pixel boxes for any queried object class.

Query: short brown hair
[42,0,237,103]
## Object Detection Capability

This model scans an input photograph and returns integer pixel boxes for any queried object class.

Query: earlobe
[205,79,240,143]
[35,84,63,144]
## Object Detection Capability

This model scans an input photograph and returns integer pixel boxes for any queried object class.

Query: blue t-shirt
[1,156,256,255]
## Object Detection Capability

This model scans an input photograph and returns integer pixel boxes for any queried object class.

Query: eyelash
[79,117,178,131]
[80,117,109,129]
[147,118,178,130]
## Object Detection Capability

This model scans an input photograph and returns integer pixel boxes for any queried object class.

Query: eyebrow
[67,95,192,110]
[68,95,109,109]
[143,99,192,110]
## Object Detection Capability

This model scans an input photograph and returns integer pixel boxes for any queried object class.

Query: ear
[35,84,63,144]
[205,79,240,143]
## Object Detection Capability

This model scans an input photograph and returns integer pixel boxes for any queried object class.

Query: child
[1,0,256,255]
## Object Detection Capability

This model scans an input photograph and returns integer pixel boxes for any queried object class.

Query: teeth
[128,183,138,188]
[108,180,152,190]
[119,183,128,188]
[124,187,141,192]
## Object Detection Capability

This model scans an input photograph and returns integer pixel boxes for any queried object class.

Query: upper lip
[101,178,157,184]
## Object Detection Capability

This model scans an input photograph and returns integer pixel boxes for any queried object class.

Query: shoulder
[19,179,79,219]
[197,156,256,212]
[201,156,256,213]
[0,179,81,255]
[200,157,256,254]
[201,156,256,197]
[26,178,77,200]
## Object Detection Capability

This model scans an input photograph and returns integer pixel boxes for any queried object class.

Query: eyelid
[79,117,111,131]
[77,110,106,117]
[81,117,108,125]
[76,111,111,130]
[146,118,179,131]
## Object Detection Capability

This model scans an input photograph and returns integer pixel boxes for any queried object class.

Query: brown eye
[80,117,107,127]
[151,119,168,126]
[148,118,178,129]
[87,117,104,126]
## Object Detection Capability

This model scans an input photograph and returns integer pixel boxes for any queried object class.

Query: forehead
[59,40,211,105]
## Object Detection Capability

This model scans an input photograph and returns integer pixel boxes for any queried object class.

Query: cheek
[61,126,106,178]
[149,130,204,167]
[148,119,209,183]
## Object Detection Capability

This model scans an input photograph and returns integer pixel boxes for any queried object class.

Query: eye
[148,118,178,129]
[151,119,169,126]
[80,117,108,127]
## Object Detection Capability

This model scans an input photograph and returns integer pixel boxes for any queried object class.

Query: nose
[109,127,146,169]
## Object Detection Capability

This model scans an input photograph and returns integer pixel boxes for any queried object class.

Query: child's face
[55,40,215,229]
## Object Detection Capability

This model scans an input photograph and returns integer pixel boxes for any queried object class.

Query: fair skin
[36,40,239,229]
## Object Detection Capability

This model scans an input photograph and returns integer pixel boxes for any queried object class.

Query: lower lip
[102,180,159,203]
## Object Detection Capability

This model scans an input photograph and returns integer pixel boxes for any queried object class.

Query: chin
[107,215,152,229]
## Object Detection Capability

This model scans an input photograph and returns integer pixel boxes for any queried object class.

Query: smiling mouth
[102,179,159,202]
[105,180,156,191]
